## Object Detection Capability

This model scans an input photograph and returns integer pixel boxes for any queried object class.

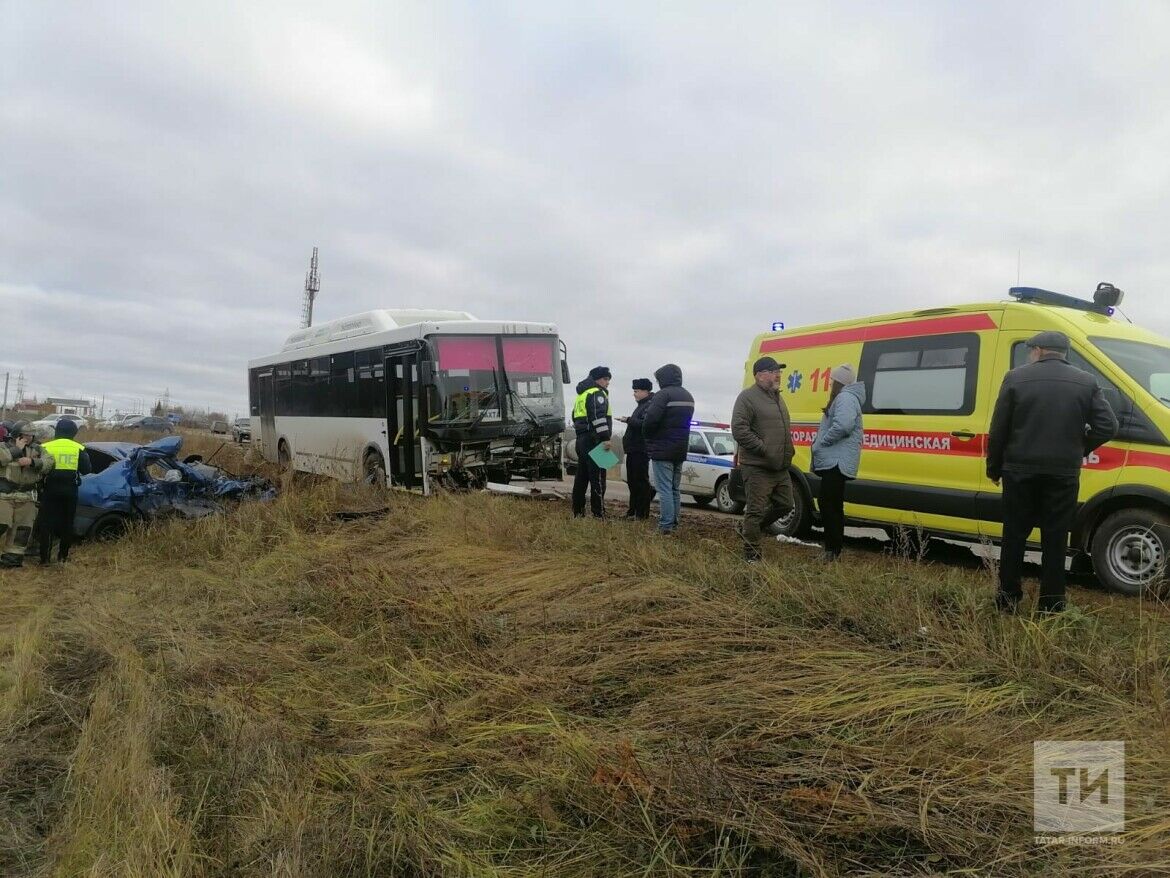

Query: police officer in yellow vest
[36,419,90,565]
[0,421,56,568]
[571,366,613,518]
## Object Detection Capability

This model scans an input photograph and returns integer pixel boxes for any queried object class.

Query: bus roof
[248,309,560,368]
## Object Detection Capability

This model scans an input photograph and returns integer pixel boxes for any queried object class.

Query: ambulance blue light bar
[1009,284,1121,316]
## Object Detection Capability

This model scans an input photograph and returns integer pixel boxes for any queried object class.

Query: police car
[608,420,742,513]
[674,421,742,512]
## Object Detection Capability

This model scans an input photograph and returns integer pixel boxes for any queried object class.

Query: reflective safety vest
[572,386,612,437]
[42,438,85,471]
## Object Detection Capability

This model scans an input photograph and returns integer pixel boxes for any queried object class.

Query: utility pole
[1,372,8,418]
[14,371,25,408]
[301,246,320,329]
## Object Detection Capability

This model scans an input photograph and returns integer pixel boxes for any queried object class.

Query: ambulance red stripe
[790,424,1170,471]
[760,313,998,354]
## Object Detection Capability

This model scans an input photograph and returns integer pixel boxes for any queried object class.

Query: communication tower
[300,247,321,329]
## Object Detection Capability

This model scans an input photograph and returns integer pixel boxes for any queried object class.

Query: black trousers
[999,471,1079,610]
[37,487,78,562]
[625,450,653,519]
[815,466,847,555]
[572,435,606,517]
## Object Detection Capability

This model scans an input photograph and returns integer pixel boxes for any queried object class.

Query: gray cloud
[3,1,1168,420]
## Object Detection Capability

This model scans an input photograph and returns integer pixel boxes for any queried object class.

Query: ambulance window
[1009,343,1125,401]
[1010,342,1131,418]
[1007,341,1165,444]
[860,333,979,416]
[921,348,967,368]
[688,432,710,454]
[876,351,918,370]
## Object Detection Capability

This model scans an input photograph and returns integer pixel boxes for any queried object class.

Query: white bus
[247,309,570,492]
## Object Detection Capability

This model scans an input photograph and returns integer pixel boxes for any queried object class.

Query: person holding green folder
[571,366,614,518]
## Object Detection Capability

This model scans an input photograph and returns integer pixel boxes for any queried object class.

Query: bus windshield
[430,335,561,424]
[1091,337,1170,407]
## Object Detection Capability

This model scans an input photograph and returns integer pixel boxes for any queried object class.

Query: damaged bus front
[248,310,570,493]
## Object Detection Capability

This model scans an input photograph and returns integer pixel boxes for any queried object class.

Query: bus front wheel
[363,451,387,487]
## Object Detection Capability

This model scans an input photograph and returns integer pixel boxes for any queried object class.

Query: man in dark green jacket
[731,357,795,562]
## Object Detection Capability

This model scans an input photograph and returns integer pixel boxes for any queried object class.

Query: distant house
[47,397,96,418]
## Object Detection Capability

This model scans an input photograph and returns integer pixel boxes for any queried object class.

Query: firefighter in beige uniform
[0,421,55,568]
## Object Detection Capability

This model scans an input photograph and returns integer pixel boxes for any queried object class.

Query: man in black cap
[571,366,613,518]
[731,356,795,562]
[987,330,1118,613]
[622,378,655,519]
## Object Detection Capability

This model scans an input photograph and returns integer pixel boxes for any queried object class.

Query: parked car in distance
[210,420,229,435]
[123,415,175,434]
[97,414,143,431]
[231,417,251,443]
[30,413,90,433]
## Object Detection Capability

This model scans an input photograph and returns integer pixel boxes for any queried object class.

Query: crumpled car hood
[79,435,274,519]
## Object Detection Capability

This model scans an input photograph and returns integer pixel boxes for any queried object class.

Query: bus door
[257,368,276,460]
[385,349,425,489]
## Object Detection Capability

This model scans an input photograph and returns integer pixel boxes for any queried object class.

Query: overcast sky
[3,1,1169,420]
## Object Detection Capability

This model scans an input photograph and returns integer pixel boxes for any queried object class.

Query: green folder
[587,444,620,469]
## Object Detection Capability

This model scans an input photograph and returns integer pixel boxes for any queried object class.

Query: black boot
[743,543,762,564]
[0,553,24,568]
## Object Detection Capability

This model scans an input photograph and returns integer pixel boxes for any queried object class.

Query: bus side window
[354,348,385,418]
[331,351,356,417]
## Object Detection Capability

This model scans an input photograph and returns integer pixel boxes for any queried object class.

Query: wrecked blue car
[75,436,275,539]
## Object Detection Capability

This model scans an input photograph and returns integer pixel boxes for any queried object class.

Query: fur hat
[632,378,653,391]
[588,365,612,381]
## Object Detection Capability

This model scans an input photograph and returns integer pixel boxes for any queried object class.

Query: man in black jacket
[641,364,695,534]
[987,331,1118,613]
[622,378,655,519]
[571,366,613,518]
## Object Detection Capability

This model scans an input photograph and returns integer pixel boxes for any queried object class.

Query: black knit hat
[632,378,653,391]
[55,419,79,439]
[588,365,612,380]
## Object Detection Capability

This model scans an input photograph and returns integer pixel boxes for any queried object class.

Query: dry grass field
[1,432,1167,876]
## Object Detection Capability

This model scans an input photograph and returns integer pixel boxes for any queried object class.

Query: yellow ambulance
[745,284,1170,595]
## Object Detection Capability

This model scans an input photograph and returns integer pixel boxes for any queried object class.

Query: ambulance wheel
[714,477,744,514]
[766,484,811,538]
[89,514,129,542]
[692,495,713,508]
[1090,508,1169,597]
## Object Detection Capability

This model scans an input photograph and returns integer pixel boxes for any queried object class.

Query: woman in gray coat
[810,365,866,561]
